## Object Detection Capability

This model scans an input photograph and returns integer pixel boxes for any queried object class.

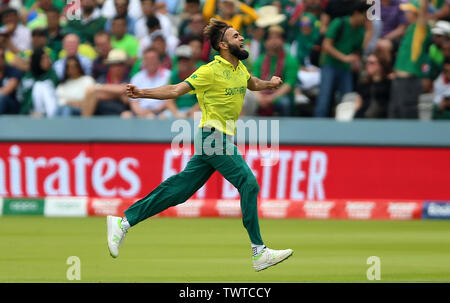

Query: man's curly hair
[203,18,232,51]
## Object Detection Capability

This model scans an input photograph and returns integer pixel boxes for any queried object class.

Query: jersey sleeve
[184,65,214,92]
[325,18,342,41]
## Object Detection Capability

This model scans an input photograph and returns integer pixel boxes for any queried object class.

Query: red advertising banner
[0,142,449,201]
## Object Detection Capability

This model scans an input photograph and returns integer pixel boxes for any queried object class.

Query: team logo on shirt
[190,74,198,79]
[222,70,231,80]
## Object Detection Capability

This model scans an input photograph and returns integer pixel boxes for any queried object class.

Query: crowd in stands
[0,0,449,120]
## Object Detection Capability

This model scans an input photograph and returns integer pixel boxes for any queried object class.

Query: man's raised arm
[126,81,192,100]
[247,76,283,91]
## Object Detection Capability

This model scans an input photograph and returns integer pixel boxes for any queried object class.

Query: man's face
[189,40,202,60]
[141,0,154,16]
[115,0,129,16]
[112,19,127,38]
[188,14,205,35]
[265,32,284,53]
[444,63,450,82]
[219,0,236,18]
[81,0,96,12]
[38,0,52,10]
[152,36,166,55]
[143,50,160,73]
[63,35,80,57]
[2,12,18,26]
[178,57,193,73]
[185,1,200,14]
[46,11,60,29]
[223,27,248,60]
[95,34,112,58]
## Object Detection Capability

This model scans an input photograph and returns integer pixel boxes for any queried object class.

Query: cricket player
[107,18,293,271]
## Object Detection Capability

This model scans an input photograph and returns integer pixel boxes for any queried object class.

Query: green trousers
[124,128,264,245]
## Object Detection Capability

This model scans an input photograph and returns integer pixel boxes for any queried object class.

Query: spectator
[294,12,320,67]
[353,53,392,118]
[55,56,96,116]
[53,34,93,80]
[427,0,450,21]
[82,49,130,116]
[187,35,205,66]
[22,0,61,30]
[138,15,179,57]
[375,0,408,65]
[92,31,112,80]
[63,0,107,45]
[1,8,32,54]
[203,0,259,32]
[110,16,139,66]
[178,0,202,38]
[251,25,299,116]
[423,21,450,90]
[104,0,138,35]
[0,47,23,114]
[134,0,175,41]
[314,1,368,117]
[45,6,63,61]
[179,11,206,42]
[17,47,59,117]
[10,28,53,72]
[432,57,450,119]
[165,45,199,118]
[101,0,143,20]
[121,47,170,118]
[389,0,431,119]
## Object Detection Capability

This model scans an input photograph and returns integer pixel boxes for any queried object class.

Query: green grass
[1,217,450,282]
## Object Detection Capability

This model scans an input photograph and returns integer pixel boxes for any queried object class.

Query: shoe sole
[106,216,118,258]
[254,250,294,272]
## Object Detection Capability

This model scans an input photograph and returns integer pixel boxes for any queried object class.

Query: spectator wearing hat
[82,48,131,116]
[314,1,368,117]
[422,20,450,88]
[110,15,139,67]
[251,25,299,116]
[55,56,96,116]
[0,47,23,114]
[1,8,32,54]
[389,0,432,119]
[432,57,450,119]
[63,0,107,45]
[203,0,259,32]
[165,44,199,118]
[53,34,93,80]
[121,47,170,118]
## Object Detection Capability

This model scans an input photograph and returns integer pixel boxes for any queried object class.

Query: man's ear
[218,40,228,50]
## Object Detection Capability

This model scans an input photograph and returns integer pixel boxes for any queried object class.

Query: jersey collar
[214,55,243,71]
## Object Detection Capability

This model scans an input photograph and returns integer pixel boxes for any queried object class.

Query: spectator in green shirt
[251,25,299,116]
[63,0,107,45]
[110,15,139,68]
[314,1,368,117]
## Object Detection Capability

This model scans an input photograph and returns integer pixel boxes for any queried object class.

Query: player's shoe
[252,247,293,271]
[107,215,127,258]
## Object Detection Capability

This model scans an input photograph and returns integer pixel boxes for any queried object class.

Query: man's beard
[228,43,249,60]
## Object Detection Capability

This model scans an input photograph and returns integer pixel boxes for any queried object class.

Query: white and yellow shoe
[107,215,127,258]
[252,247,293,271]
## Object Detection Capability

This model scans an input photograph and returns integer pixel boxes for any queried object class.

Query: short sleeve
[184,65,214,91]
[325,18,342,41]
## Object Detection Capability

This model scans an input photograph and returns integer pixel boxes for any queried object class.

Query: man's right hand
[344,54,360,64]
[126,84,141,99]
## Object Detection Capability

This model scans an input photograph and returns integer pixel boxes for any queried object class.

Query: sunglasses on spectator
[299,21,313,27]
